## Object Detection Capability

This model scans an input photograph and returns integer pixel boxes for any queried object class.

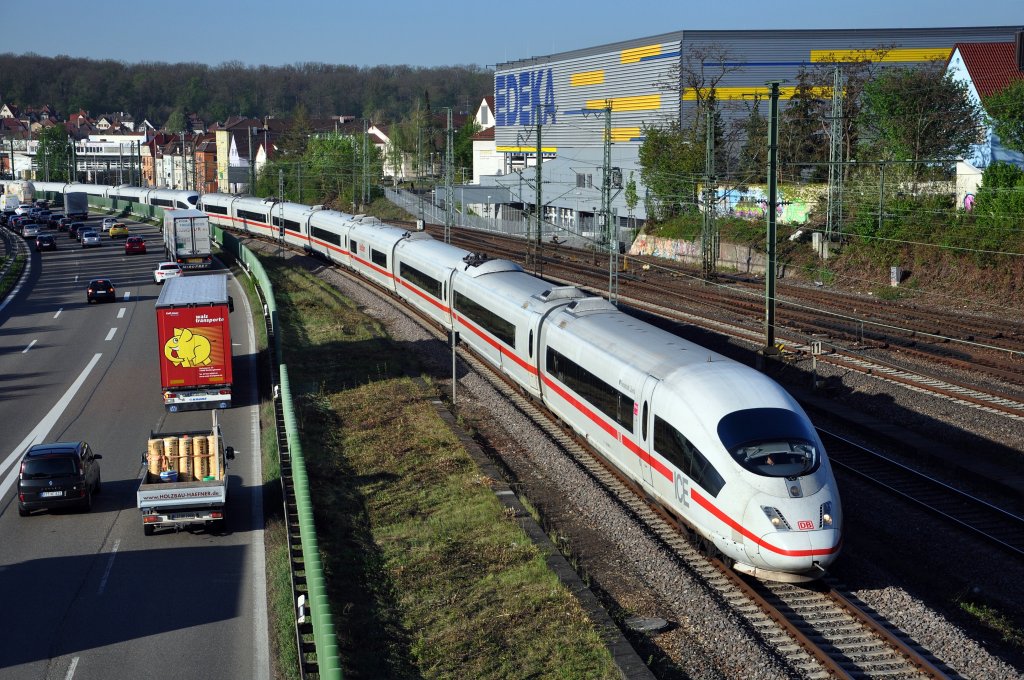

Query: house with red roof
[946,38,1024,207]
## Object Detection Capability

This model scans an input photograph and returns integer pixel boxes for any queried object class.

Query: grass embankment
[259,256,618,679]
[0,251,26,301]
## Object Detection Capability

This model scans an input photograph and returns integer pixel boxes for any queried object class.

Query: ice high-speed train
[33,181,842,580]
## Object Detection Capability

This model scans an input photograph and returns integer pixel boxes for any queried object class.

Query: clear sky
[3,0,1021,69]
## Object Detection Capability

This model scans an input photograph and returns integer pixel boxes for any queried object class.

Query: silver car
[80,229,101,248]
[101,217,117,232]
[21,223,40,238]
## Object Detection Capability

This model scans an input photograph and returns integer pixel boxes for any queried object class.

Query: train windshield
[717,408,820,478]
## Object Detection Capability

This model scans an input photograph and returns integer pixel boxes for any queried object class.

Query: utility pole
[600,103,618,304]
[531,104,543,277]
[764,82,780,353]
[443,108,454,243]
[362,119,369,206]
[702,106,717,279]
[279,169,286,240]
[826,66,844,242]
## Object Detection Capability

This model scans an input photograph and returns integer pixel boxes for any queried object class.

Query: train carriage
[149,188,199,211]
[306,210,352,263]
[199,192,239,231]
[346,220,408,292]
[272,201,318,247]
[392,234,468,327]
[231,197,278,237]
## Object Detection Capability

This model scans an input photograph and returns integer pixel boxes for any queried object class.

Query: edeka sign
[496,69,557,127]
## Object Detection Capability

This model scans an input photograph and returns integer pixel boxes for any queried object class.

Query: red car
[124,236,147,254]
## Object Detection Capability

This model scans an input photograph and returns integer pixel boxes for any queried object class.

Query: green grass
[261,254,619,679]
[0,252,26,301]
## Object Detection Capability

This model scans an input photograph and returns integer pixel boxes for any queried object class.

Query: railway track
[821,430,1024,558]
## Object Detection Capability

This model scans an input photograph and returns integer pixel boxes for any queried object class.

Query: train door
[636,376,659,487]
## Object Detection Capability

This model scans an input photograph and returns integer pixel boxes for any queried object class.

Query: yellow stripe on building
[571,70,605,87]
[610,127,642,142]
[585,94,662,111]
[810,47,952,63]
[681,86,832,100]
[621,44,662,64]
[496,146,559,153]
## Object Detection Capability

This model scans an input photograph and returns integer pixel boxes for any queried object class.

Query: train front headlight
[820,501,833,528]
[761,506,791,530]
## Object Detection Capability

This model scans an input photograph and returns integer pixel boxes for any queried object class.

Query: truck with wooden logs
[136,411,235,535]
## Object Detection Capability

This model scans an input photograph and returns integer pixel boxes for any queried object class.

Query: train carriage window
[546,347,632,430]
[399,262,442,299]
[349,239,358,254]
[371,249,387,267]
[272,215,302,232]
[654,416,725,497]
[455,292,516,347]
[311,226,341,246]
[237,209,268,223]
[205,204,228,215]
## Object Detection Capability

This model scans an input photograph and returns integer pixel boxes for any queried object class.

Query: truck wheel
[144,524,155,536]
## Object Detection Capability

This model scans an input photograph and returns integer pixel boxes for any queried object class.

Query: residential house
[946,38,1024,207]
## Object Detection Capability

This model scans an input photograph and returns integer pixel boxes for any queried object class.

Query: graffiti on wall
[716,186,817,224]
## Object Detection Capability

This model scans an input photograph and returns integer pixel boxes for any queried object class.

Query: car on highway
[108,222,129,238]
[47,212,64,228]
[21,222,40,238]
[57,217,73,231]
[1,209,14,226]
[68,222,86,239]
[80,229,101,247]
[154,261,183,284]
[35,234,57,252]
[124,235,146,255]
[86,277,116,303]
[101,217,117,232]
[17,441,102,515]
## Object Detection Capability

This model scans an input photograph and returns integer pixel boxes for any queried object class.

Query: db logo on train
[797,520,815,531]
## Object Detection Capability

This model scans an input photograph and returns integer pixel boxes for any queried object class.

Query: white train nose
[740,528,841,580]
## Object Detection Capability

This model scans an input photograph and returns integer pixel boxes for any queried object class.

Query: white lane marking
[123,291,130,301]
[105,328,117,341]
[54,308,63,319]
[0,354,103,487]
[117,308,126,319]
[97,539,121,595]
[22,339,37,354]
[64,656,79,680]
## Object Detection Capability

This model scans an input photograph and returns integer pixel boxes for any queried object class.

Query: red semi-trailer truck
[155,274,233,412]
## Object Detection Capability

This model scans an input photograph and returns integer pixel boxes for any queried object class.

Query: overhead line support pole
[764,81,780,354]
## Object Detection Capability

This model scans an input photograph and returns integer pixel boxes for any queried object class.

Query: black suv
[18,441,102,515]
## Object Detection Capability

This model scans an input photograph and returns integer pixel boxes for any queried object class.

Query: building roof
[472,126,495,141]
[951,41,1024,98]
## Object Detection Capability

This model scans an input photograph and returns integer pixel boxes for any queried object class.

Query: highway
[0,215,270,680]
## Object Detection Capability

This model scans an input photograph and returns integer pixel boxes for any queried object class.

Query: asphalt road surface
[0,216,270,680]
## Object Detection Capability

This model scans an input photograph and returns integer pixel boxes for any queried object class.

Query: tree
[780,69,830,181]
[859,64,983,167]
[624,172,639,229]
[279,104,312,156]
[983,79,1024,154]
[736,98,768,180]
[163,108,186,133]
[35,125,72,182]
[453,118,481,179]
[637,121,702,219]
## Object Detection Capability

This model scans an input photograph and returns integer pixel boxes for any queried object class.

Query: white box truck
[163,208,212,269]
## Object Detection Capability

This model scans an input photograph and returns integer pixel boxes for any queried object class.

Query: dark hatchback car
[18,441,102,515]
[47,212,64,228]
[57,217,73,232]
[68,222,86,239]
[35,234,57,251]
[87,278,116,303]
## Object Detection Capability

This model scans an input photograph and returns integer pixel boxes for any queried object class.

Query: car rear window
[23,457,77,477]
